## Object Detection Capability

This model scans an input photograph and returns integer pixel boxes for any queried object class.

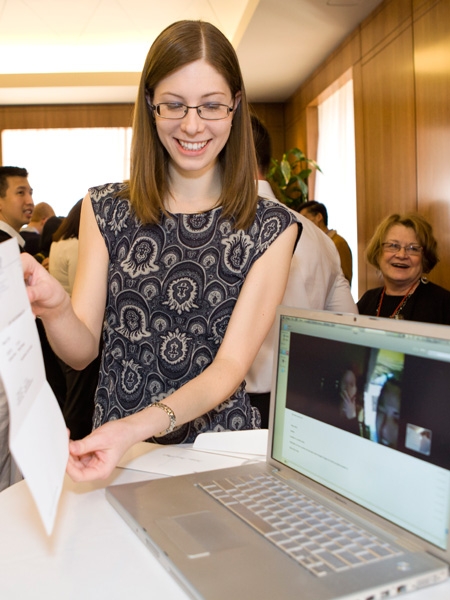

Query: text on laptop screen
[272,313,450,551]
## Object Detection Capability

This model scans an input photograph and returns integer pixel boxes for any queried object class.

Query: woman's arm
[67,221,299,481]
[22,193,108,369]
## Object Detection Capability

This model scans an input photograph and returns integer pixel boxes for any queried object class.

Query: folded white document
[0,239,68,534]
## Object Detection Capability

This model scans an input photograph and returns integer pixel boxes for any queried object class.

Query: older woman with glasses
[357,213,450,324]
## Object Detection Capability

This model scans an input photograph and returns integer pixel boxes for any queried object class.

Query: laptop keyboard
[198,473,402,577]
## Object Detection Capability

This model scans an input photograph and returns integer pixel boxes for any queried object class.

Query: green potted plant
[267,148,322,212]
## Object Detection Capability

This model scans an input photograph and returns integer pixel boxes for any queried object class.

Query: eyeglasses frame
[151,102,234,121]
[381,242,423,256]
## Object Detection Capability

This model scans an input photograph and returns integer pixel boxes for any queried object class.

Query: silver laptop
[106,307,450,599]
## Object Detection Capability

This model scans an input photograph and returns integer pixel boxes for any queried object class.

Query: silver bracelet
[150,402,177,435]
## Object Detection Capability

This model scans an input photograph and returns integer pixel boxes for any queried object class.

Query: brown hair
[251,114,272,176]
[365,213,439,273]
[120,20,257,229]
[53,199,82,242]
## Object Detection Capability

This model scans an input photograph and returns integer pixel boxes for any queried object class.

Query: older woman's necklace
[376,280,420,319]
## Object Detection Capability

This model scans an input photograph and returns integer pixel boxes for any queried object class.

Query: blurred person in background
[0,166,33,251]
[300,200,353,284]
[48,199,101,439]
[246,115,357,427]
[49,200,82,294]
[21,201,55,255]
[34,216,63,268]
[35,212,67,411]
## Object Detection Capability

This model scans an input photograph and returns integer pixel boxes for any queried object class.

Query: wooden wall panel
[284,0,450,297]
[284,112,307,155]
[353,62,369,290]
[250,102,285,161]
[360,0,412,57]
[414,0,450,289]
[0,104,134,163]
[284,31,361,159]
[0,104,134,129]
[305,105,319,198]
[360,26,417,291]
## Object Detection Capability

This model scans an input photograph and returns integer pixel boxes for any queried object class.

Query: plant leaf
[266,148,321,205]
[280,159,291,185]
[288,148,306,163]
[298,168,312,180]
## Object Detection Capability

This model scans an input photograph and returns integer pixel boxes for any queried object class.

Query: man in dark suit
[0,166,34,251]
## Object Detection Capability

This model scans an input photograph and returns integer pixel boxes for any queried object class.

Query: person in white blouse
[246,116,358,426]
[49,199,81,295]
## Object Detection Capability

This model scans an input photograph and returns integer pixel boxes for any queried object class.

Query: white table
[1,445,450,600]
[0,467,190,600]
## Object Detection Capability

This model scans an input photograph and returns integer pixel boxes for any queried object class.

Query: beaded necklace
[376,280,420,319]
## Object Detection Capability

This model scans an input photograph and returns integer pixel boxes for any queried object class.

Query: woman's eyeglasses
[381,242,423,255]
[151,103,234,120]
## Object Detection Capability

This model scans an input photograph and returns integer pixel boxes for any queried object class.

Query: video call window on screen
[286,332,450,470]
[405,425,432,456]
[364,348,404,449]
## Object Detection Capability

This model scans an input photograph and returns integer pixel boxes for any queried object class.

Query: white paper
[0,239,68,534]
[117,441,254,476]
[192,429,268,458]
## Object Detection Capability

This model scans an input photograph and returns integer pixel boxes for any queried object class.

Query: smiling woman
[147,58,238,213]
[357,213,450,324]
[19,20,300,483]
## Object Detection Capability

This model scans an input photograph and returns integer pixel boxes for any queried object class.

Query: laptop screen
[271,308,450,551]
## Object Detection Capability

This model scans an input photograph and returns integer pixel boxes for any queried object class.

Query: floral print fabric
[90,182,298,443]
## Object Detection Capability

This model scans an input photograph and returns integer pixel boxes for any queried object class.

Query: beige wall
[284,0,450,297]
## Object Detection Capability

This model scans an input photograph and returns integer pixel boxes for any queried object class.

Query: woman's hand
[66,420,138,482]
[21,252,68,317]
[340,390,357,420]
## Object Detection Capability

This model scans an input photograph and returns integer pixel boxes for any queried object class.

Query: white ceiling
[0,0,384,105]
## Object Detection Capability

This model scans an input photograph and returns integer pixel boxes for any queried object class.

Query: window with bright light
[1,127,132,217]
[314,78,358,299]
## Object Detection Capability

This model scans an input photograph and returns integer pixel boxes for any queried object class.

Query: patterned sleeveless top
[90,182,299,443]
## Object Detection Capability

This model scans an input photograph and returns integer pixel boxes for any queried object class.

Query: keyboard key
[198,475,401,578]
[315,550,349,571]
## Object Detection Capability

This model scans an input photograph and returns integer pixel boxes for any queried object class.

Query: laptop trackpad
[156,511,243,559]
